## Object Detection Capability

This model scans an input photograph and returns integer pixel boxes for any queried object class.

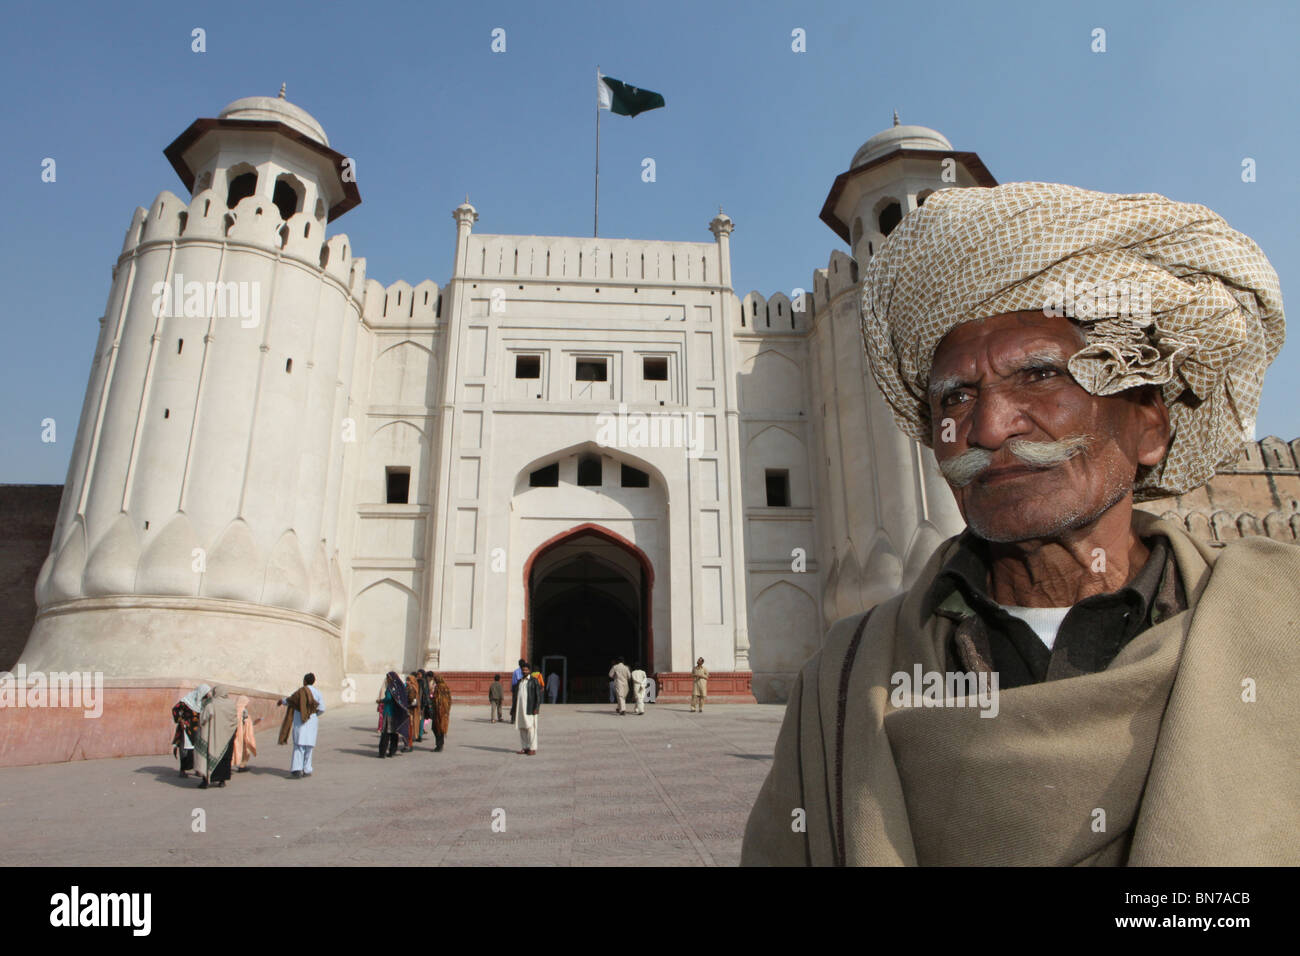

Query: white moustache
[939,435,1093,487]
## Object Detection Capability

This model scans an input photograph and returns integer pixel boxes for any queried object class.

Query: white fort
[21,95,995,703]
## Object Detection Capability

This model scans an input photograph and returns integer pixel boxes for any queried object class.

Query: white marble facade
[21,98,987,702]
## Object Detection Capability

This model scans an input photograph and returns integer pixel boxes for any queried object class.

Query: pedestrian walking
[630,663,647,715]
[489,674,504,722]
[608,657,631,714]
[547,670,560,705]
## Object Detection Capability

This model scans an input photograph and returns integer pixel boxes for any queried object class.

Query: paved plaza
[0,702,783,866]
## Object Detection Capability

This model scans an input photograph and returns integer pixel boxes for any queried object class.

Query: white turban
[860,182,1284,499]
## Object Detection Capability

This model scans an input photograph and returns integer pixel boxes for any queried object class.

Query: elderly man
[742,182,1298,866]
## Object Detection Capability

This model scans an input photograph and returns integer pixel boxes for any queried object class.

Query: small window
[386,467,410,504]
[643,357,668,381]
[529,463,559,487]
[621,465,649,488]
[226,171,257,209]
[878,202,903,237]
[163,408,170,419]
[515,355,541,379]
[575,359,607,382]
[273,176,301,221]
[177,339,184,354]
[765,469,790,507]
[577,455,602,487]
[286,358,293,373]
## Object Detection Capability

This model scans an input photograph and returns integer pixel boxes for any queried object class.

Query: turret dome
[218,94,329,147]
[851,122,951,169]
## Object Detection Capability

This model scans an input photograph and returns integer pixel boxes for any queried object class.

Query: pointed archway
[522,523,654,702]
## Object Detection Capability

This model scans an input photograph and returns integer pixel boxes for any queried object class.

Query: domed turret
[850,123,952,169]
[164,86,360,222]
[820,113,995,261]
[218,92,330,146]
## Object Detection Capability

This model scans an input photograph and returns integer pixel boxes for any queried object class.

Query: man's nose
[965,386,1032,451]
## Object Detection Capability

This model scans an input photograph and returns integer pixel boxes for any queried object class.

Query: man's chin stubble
[962,474,1133,544]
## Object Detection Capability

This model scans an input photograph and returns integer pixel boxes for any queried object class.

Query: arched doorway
[523,524,653,703]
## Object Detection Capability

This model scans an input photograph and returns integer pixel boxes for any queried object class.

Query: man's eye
[941,391,971,407]
[1027,367,1060,381]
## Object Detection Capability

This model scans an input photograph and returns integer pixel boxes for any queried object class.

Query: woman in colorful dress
[232,694,258,772]
[375,671,410,758]
[405,673,423,749]
[429,673,453,752]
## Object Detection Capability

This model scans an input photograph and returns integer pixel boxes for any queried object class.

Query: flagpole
[594,68,601,237]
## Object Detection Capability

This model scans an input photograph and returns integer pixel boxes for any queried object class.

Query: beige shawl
[742,511,1300,865]
[193,684,239,781]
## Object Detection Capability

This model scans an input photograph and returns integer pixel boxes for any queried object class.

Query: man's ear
[1131,385,1171,468]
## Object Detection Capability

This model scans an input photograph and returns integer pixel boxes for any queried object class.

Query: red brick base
[0,680,284,768]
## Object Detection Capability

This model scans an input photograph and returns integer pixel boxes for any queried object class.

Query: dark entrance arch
[522,524,654,703]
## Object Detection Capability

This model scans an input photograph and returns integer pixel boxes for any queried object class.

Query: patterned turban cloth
[860,182,1285,500]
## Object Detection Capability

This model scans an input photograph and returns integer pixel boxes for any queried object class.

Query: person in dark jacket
[514,663,542,755]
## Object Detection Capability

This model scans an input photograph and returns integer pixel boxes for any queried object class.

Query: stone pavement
[0,701,784,866]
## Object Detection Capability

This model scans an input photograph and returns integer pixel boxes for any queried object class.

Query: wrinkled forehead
[929,312,1086,380]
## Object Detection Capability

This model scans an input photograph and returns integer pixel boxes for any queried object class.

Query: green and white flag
[597,71,666,117]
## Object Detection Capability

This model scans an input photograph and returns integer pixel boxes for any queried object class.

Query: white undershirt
[1000,605,1072,650]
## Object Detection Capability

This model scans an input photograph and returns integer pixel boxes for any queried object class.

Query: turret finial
[279,83,287,99]
[893,109,900,127]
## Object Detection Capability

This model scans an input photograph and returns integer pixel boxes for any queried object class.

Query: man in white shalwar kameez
[514,664,541,755]
[629,664,647,715]
[278,673,326,778]
[608,658,631,715]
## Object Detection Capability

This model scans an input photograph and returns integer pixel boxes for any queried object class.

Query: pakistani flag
[597,71,666,117]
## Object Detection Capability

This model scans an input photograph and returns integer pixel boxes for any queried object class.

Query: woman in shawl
[231,694,258,772]
[375,670,410,758]
[193,685,238,789]
[170,683,210,778]
[429,673,452,752]
[405,672,423,750]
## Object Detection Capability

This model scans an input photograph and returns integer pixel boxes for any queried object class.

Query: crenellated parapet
[1143,505,1300,547]
[467,234,719,285]
[361,277,443,328]
[114,188,365,305]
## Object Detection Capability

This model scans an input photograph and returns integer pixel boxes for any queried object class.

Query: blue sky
[2,0,1297,483]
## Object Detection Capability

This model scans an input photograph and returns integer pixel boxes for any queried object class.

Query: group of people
[607,660,657,710]
[168,656,711,784]
[170,678,314,787]
[376,669,452,758]
[607,658,649,715]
